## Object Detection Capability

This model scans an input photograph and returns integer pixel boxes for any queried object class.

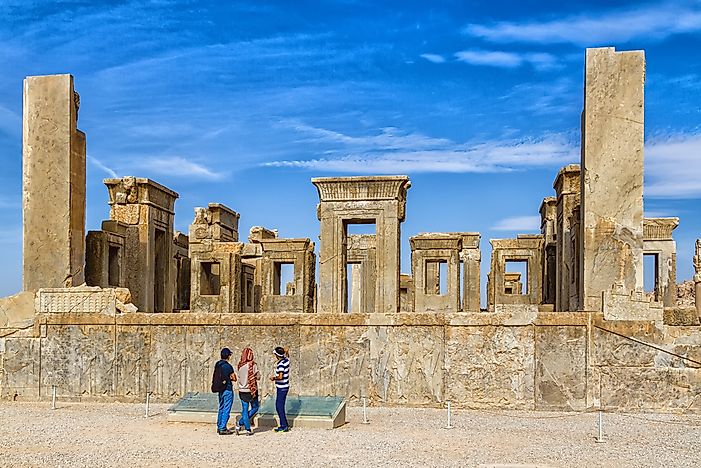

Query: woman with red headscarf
[234,347,260,435]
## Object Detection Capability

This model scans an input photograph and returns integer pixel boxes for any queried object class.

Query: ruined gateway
[1,47,700,413]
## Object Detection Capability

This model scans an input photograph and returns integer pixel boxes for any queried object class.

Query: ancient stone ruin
[1,47,700,412]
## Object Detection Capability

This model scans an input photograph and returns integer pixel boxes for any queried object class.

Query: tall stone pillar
[553,165,580,311]
[581,47,645,311]
[694,239,701,320]
[313,176,410,314]
[539,197,557,306]
[22,74,86,290]
[460,233,481,312]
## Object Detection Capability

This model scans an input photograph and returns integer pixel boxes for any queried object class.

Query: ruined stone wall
[1,311,699,413]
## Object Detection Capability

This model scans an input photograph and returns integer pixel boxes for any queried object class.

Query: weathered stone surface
[40,325,115,398]
[446,326,534,409]
[598,367,701,411]
[36,287,116,315]
[581,47,645,311]
[364,325,443,405]
[535,326,587,410]
[0,338,40,399]
[0,291,35,329]
[602,284,663,321]
[663,306,700,326]
[23,74,86,291]
[115,325,150,398]
[298,325,369,401]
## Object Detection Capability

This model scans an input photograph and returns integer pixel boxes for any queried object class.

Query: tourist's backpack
[211,361,227,393]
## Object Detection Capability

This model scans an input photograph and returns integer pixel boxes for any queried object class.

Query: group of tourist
[211,345,290,435]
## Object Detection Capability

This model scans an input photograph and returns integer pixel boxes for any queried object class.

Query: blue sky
[0,0,700,302]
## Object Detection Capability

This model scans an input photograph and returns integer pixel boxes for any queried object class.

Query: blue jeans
[217,389,234,432]
[276,387,289,429]
[238,395,260,431]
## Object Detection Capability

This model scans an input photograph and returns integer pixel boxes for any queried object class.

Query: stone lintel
[100,220,127,237]
[207,203,240,226]
[104,176,178,212]
[260,238,312,252]
[410,233,462,251]
[491,236,544,250]
[643,217,679,240]
[311,175,410,202]
[174,232,189,249]
[248,226,278,242]
[553,164,581,197]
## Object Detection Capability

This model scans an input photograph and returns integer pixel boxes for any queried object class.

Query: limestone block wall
[1,311,700,413]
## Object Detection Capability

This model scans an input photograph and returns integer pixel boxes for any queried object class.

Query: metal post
[595,410,605,443]
[51,385,56,410]
[361,397,370,424]
[145,392,151,418]
[445,400,453,429]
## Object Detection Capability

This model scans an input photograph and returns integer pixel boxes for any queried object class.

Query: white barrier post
[595,410,605,443]
[445,400,453,429]
[145,392,151,418]
[361,397,370,424]
[51,385,56,410]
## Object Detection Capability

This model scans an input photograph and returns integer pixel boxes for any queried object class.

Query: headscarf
[237,347,257,397]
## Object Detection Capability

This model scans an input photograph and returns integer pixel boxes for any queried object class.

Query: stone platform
[167,392,347,429]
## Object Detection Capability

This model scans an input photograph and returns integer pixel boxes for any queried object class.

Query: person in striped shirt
[269,346,290,432]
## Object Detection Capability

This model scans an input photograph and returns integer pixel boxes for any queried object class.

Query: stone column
[694,239,701,320]
[460,233,481,312]
[22,74,86,290]
[553,165,580,311]
[581,47,645,311]
[539,197,557,306]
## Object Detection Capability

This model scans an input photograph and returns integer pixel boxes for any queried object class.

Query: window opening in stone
[246,280,253,307]
[505,260,528,295]
[176,258,191,310]
[643,253,659,300]
[343,221,376,313]
[425,260,447,295]
[107,245,120,287]
[273,262,294,295]
[154,228,167,311]
[200,261,221,296]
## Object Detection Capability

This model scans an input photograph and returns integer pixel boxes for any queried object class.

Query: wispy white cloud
[464,2,701,45]
[131,156,224,180]
[264,124,577,173]
[491,215,541,231]
[645,133,701,198]
[88,155,118,178]
[420,53,446,63]
[454,49,558,70]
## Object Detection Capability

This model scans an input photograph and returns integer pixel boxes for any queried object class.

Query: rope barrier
[593,324,701,368]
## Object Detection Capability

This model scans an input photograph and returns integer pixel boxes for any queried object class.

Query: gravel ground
[1,402,700,467]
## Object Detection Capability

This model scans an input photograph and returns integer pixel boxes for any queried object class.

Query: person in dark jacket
[214,347,236,435]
